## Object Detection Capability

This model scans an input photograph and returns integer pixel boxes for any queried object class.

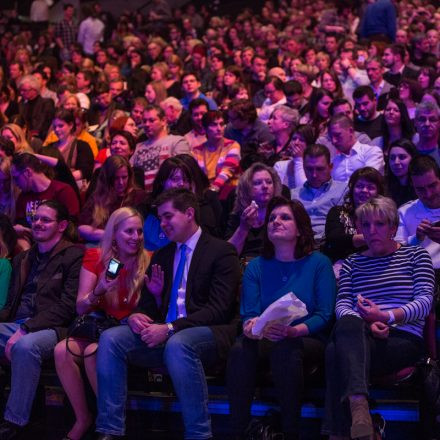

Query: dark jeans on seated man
[96,324,219,440]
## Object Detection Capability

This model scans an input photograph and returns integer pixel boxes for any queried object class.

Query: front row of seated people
[0,188,434,440]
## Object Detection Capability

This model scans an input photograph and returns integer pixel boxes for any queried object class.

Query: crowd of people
[0,0,439,439]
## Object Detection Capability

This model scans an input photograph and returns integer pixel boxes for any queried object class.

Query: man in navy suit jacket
[95,189,241,440]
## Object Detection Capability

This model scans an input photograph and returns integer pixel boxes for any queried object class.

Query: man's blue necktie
[166,244,187,323]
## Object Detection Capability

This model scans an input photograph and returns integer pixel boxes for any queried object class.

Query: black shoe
[0,421,22,440]
[372,412,386,439]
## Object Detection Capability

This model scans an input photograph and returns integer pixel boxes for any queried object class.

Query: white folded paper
[251,292,308,339]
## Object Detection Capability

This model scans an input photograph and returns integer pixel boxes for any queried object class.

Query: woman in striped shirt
[322,196,434,440]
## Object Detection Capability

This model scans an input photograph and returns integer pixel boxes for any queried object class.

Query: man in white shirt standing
[77,5,105,56]
[329,114,384,184]
[30,0,51,36]
[30,0,50,23]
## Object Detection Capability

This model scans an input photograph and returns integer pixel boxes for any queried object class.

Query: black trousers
[226,334,324,436]
[322,315,424,437]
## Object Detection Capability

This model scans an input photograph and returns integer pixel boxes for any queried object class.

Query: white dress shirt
[258,98,287,124]
[332,141,384,183]
[173,227,202,318]
[396,199,440,269]
[77,17,105,55]
[273,158,306,189]
[30,0,50,22]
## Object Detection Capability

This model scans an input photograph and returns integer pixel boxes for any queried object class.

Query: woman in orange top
[191,110,241,199]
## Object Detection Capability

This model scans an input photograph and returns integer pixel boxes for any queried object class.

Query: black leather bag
[244,420,283,440]
[420,357,440,419]
[66,311,119,358]
[244,410,284,440]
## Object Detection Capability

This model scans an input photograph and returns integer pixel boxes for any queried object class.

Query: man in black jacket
[382,44,418,86]
[95,189,241,440]
[17,75,55,141]
[0,201,83,440]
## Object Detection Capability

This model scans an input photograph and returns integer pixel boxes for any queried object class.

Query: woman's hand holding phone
[93,274,119,298]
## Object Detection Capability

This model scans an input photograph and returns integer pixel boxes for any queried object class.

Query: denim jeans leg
[333,315,370,400]
[0,323,19,357]
[369,327,425,375]
[163,327,218,440]
[322,316,425,437]
[96,325,164,436]
[4,328,58,426]
[322,339,351,437]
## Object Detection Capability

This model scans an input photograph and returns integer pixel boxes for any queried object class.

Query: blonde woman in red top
[54,207,162,440]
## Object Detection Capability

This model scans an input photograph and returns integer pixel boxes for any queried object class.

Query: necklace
[279,261,295,283]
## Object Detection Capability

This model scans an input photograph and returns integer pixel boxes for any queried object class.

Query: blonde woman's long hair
[99,207,149,307]
[1,124,32,153]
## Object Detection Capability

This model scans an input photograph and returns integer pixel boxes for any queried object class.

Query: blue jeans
[0,322,58,426]
[96,325,218,439]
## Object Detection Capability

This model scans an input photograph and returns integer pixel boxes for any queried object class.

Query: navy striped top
[336,245,434,338]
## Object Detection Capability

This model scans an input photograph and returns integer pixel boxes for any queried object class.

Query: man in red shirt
[11,153,80,241]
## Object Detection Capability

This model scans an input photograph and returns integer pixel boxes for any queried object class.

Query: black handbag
[244,410,284,440]
[244,420,283,440]
[66,311,119,358]
[420,357,440,420]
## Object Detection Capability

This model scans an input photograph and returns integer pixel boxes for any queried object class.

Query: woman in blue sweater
[226,197,336,440]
